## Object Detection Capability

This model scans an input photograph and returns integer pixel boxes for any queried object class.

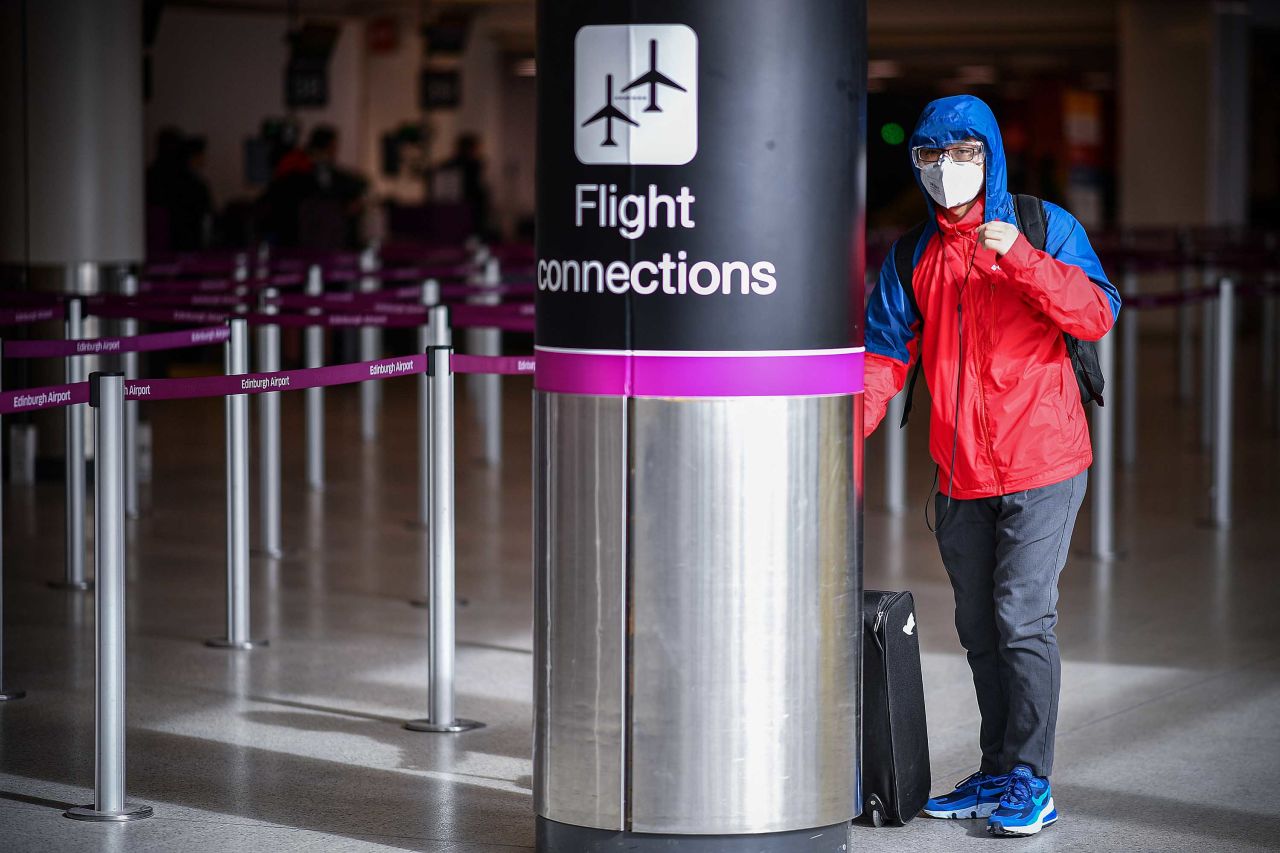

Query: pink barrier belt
[88,304,231,325]
[0,305,66,325]
[3,325,230,359]
[123,355,428,402]
[0,381,90,415]
[451,354,535,375]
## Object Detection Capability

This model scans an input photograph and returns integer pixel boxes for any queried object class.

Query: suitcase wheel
[866,794,886,828]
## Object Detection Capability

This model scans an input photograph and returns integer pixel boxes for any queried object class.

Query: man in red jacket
[863,95,1120,837]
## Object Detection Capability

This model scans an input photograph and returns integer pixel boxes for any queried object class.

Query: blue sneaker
[921,770,1009,819]
[987,765,1058,837]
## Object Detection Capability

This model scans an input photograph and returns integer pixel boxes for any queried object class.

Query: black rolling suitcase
[860,589,931,827]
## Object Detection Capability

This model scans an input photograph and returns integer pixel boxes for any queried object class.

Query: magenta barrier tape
[123,354,427,402]
[4,325,229,359]
[139,277,236,293]
[0,292,64,308]
[88,303,231,325]
[449,308,535,333]
[0,381,90,415]
[0,304,66,325]
[451,354,535,375]
[124,292,246,308]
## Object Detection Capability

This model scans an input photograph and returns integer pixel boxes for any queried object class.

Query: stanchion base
[64,803,154,822]
[0,688,26,701]
[204,637,268,650]
[48,579,94,591]
[404,717,484,733]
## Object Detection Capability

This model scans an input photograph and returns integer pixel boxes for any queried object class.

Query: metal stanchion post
[417,293,447,532]
[884,389,906,514]
[257,289,283,558]
[1120,269,1139,468]
[65,373,152,822]
[1211,278,1235,529]
[1177,256,1194,403]
[122,274,140,518]
[1200,275,1217,452]
[207,319,264,649]
[476,259,502,465]
[405,346,483,734]
[0,342,25,701]
[359,252,381,441]
[53,297,92,591]
[1262,274,1277,396]
[305,267,325,492]
[1091,329,1117,560]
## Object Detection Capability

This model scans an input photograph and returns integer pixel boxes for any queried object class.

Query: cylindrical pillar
[1091,329,1117,559]
[55,298,92,591]
[1212,278,1235,528]
[1120,269,1139,467]
[64,372,152,822]
[257,290,283,558]
[0,0,144,266]
[305,267,325,492]
[207,320,264,650]
[534,4,863,848]
[405,347,483,734]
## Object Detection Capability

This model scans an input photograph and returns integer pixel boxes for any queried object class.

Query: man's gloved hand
[976,221,1019,257]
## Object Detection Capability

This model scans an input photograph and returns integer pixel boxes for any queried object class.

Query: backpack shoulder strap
[1013,194,1048,252]
[892,222,927,429]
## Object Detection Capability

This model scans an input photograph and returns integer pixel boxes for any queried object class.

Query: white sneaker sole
[988,799,1057,836]
[922,802,999,820]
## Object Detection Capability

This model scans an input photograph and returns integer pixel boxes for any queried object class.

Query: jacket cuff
[1000,232,1037,270]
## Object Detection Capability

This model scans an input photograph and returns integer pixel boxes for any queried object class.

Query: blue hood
[909,94,1014,224]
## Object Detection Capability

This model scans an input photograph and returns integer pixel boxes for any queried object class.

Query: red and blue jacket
[864,95,1121,499]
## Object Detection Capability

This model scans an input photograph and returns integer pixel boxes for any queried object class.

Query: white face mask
[920,159,984,210]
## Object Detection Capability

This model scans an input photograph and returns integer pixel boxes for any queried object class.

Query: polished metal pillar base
[0,688,26,701]
[204,638,267,650]
[64,803,153,822]
[48,579,93,591]
[403,717,485,733]
[536,817,850,853]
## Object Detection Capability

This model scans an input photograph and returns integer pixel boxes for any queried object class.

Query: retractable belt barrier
[0,353,531,413]
[3,325,229,359]
[0,305,66,325]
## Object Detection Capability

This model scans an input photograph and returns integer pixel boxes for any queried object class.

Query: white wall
[146,7,365,207]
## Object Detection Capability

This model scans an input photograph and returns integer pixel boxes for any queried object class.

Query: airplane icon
[581,74,639,147]
[622,39,687,112]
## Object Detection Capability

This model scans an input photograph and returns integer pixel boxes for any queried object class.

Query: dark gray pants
[933,470,1087,778]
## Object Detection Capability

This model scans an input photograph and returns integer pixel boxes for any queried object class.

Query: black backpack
[892,194,1105,429]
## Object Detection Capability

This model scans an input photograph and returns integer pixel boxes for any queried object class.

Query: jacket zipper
[972,279,1003,494]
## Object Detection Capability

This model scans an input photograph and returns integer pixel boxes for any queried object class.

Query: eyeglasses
[913,144,984,167]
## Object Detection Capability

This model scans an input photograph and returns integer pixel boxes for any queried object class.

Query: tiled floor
[1,333,1278,852]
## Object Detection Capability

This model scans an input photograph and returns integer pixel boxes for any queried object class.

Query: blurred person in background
[260,124,367,248]
[146,126,214,252]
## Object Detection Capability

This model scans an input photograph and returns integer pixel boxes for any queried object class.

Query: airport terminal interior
[1,1,1279,852]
